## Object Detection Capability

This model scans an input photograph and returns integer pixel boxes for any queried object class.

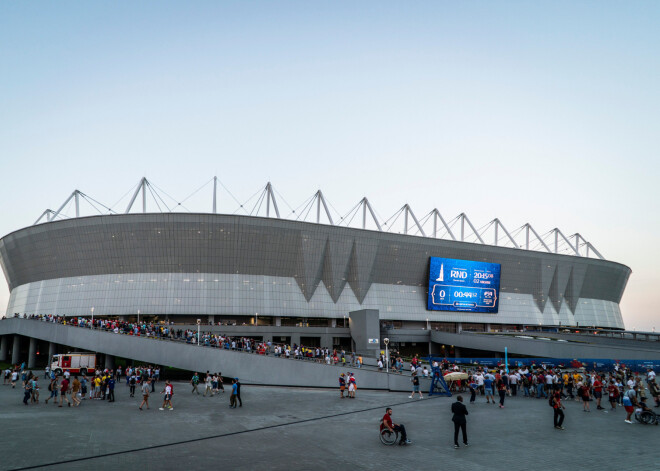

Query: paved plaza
[1,373,658,470]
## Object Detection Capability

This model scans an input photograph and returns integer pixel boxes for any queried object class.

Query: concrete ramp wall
[0,319,413,391]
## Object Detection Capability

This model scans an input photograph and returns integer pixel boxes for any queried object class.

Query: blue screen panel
[427,257,501,313]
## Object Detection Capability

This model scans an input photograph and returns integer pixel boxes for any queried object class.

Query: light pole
[384,338,390,374]
[197,319,201,346]
[137,310,140,326]
[90,307,94,326]
[255,312,258,327]
[343,315,346,328]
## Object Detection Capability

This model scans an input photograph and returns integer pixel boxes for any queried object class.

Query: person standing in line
[552,391,565,429]
[191,372,200,395]
[230,378,238,408]
[451,395,469,448]
[139,378,151,410]
[339,373,346,398]
[235,378,242,407]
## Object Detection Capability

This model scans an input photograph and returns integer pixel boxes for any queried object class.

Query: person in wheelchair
[635,399,659,425]
[381,407,412,445]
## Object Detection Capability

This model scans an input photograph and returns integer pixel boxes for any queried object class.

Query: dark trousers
[237,393,242,406]
[499,390,506,405]
[453,422,467,445]
[130,385,136,396]
[553,408,564,427]
[393,424,407,442]
[469,388,476,403]
[108,389,115,402]
[511,384,517,396]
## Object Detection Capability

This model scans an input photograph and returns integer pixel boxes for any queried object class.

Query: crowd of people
[21,314,366,369]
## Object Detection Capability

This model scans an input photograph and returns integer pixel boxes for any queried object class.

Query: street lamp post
[255,312,258,327]
[90,307,94,327]
[384,338,390,374]
[197,319,201,346]
[137,310,140,326]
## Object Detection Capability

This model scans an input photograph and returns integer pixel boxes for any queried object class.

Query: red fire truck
[50,353,97,375]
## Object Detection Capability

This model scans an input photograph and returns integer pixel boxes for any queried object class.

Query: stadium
[0,179,631,356]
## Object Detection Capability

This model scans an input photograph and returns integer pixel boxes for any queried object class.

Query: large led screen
[427,257,501,313]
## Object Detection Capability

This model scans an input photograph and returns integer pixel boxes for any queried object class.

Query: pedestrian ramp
[0,318,413,391]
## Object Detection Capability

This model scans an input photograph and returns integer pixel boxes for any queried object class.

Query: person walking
[203,372,213,397]
[191,372,201,395]
[71,376,81,406]
[451,395,469,448]
[552,391,565,429]
[139,378,151,410]
[409,373,423,399]
[129,373,137,398]
[59,376,71,407]
[497,378,506,408]
[160,380,173,410]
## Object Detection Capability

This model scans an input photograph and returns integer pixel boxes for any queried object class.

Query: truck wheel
[80,368,87,376]
[54,368,62,376]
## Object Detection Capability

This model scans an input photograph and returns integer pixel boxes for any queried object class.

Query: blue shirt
[232,383,238,394]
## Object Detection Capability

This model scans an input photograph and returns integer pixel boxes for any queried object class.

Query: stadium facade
[0,212,630,344]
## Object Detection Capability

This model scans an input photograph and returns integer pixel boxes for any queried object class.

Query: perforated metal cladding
[0,213,630,317]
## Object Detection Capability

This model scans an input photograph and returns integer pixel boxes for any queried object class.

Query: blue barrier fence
[429,357,659,373]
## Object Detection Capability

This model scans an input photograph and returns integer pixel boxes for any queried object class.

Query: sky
[0,1,658,330]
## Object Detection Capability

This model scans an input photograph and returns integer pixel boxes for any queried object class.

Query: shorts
[413,385,419,392]
[340,386,345,391]
[624,405,634,413]
[143,394,149,399]
[594,391,602,399]
[164,394,171,401]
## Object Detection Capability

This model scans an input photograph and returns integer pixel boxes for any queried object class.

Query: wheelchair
[380,427,400,445]
[635,408,658,425]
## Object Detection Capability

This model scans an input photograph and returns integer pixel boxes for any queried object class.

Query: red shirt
[553,396,562,409]
[593,380,602,392]
[382,413,393,430]
[61,379,69,392]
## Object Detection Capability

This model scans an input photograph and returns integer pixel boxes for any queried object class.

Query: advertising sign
[427,257,501,313]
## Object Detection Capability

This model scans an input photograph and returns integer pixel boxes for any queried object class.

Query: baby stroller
[635,400,658,425]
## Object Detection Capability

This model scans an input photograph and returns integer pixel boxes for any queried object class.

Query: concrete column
[456,323,463,334]
[331,318,337,328]
[275,316,281,327]
[104,354,114,371]
[209,315,215,325]
[11,335,21,365]
[28,338,37,369]
[290,333,301,346]
[48,342,57,361]
[0,335,7,361]
[485,323,491,332]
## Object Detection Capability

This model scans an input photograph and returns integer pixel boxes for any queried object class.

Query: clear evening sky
[0,1,658,330]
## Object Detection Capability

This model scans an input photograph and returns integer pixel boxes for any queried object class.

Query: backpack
[549,396,554,407]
